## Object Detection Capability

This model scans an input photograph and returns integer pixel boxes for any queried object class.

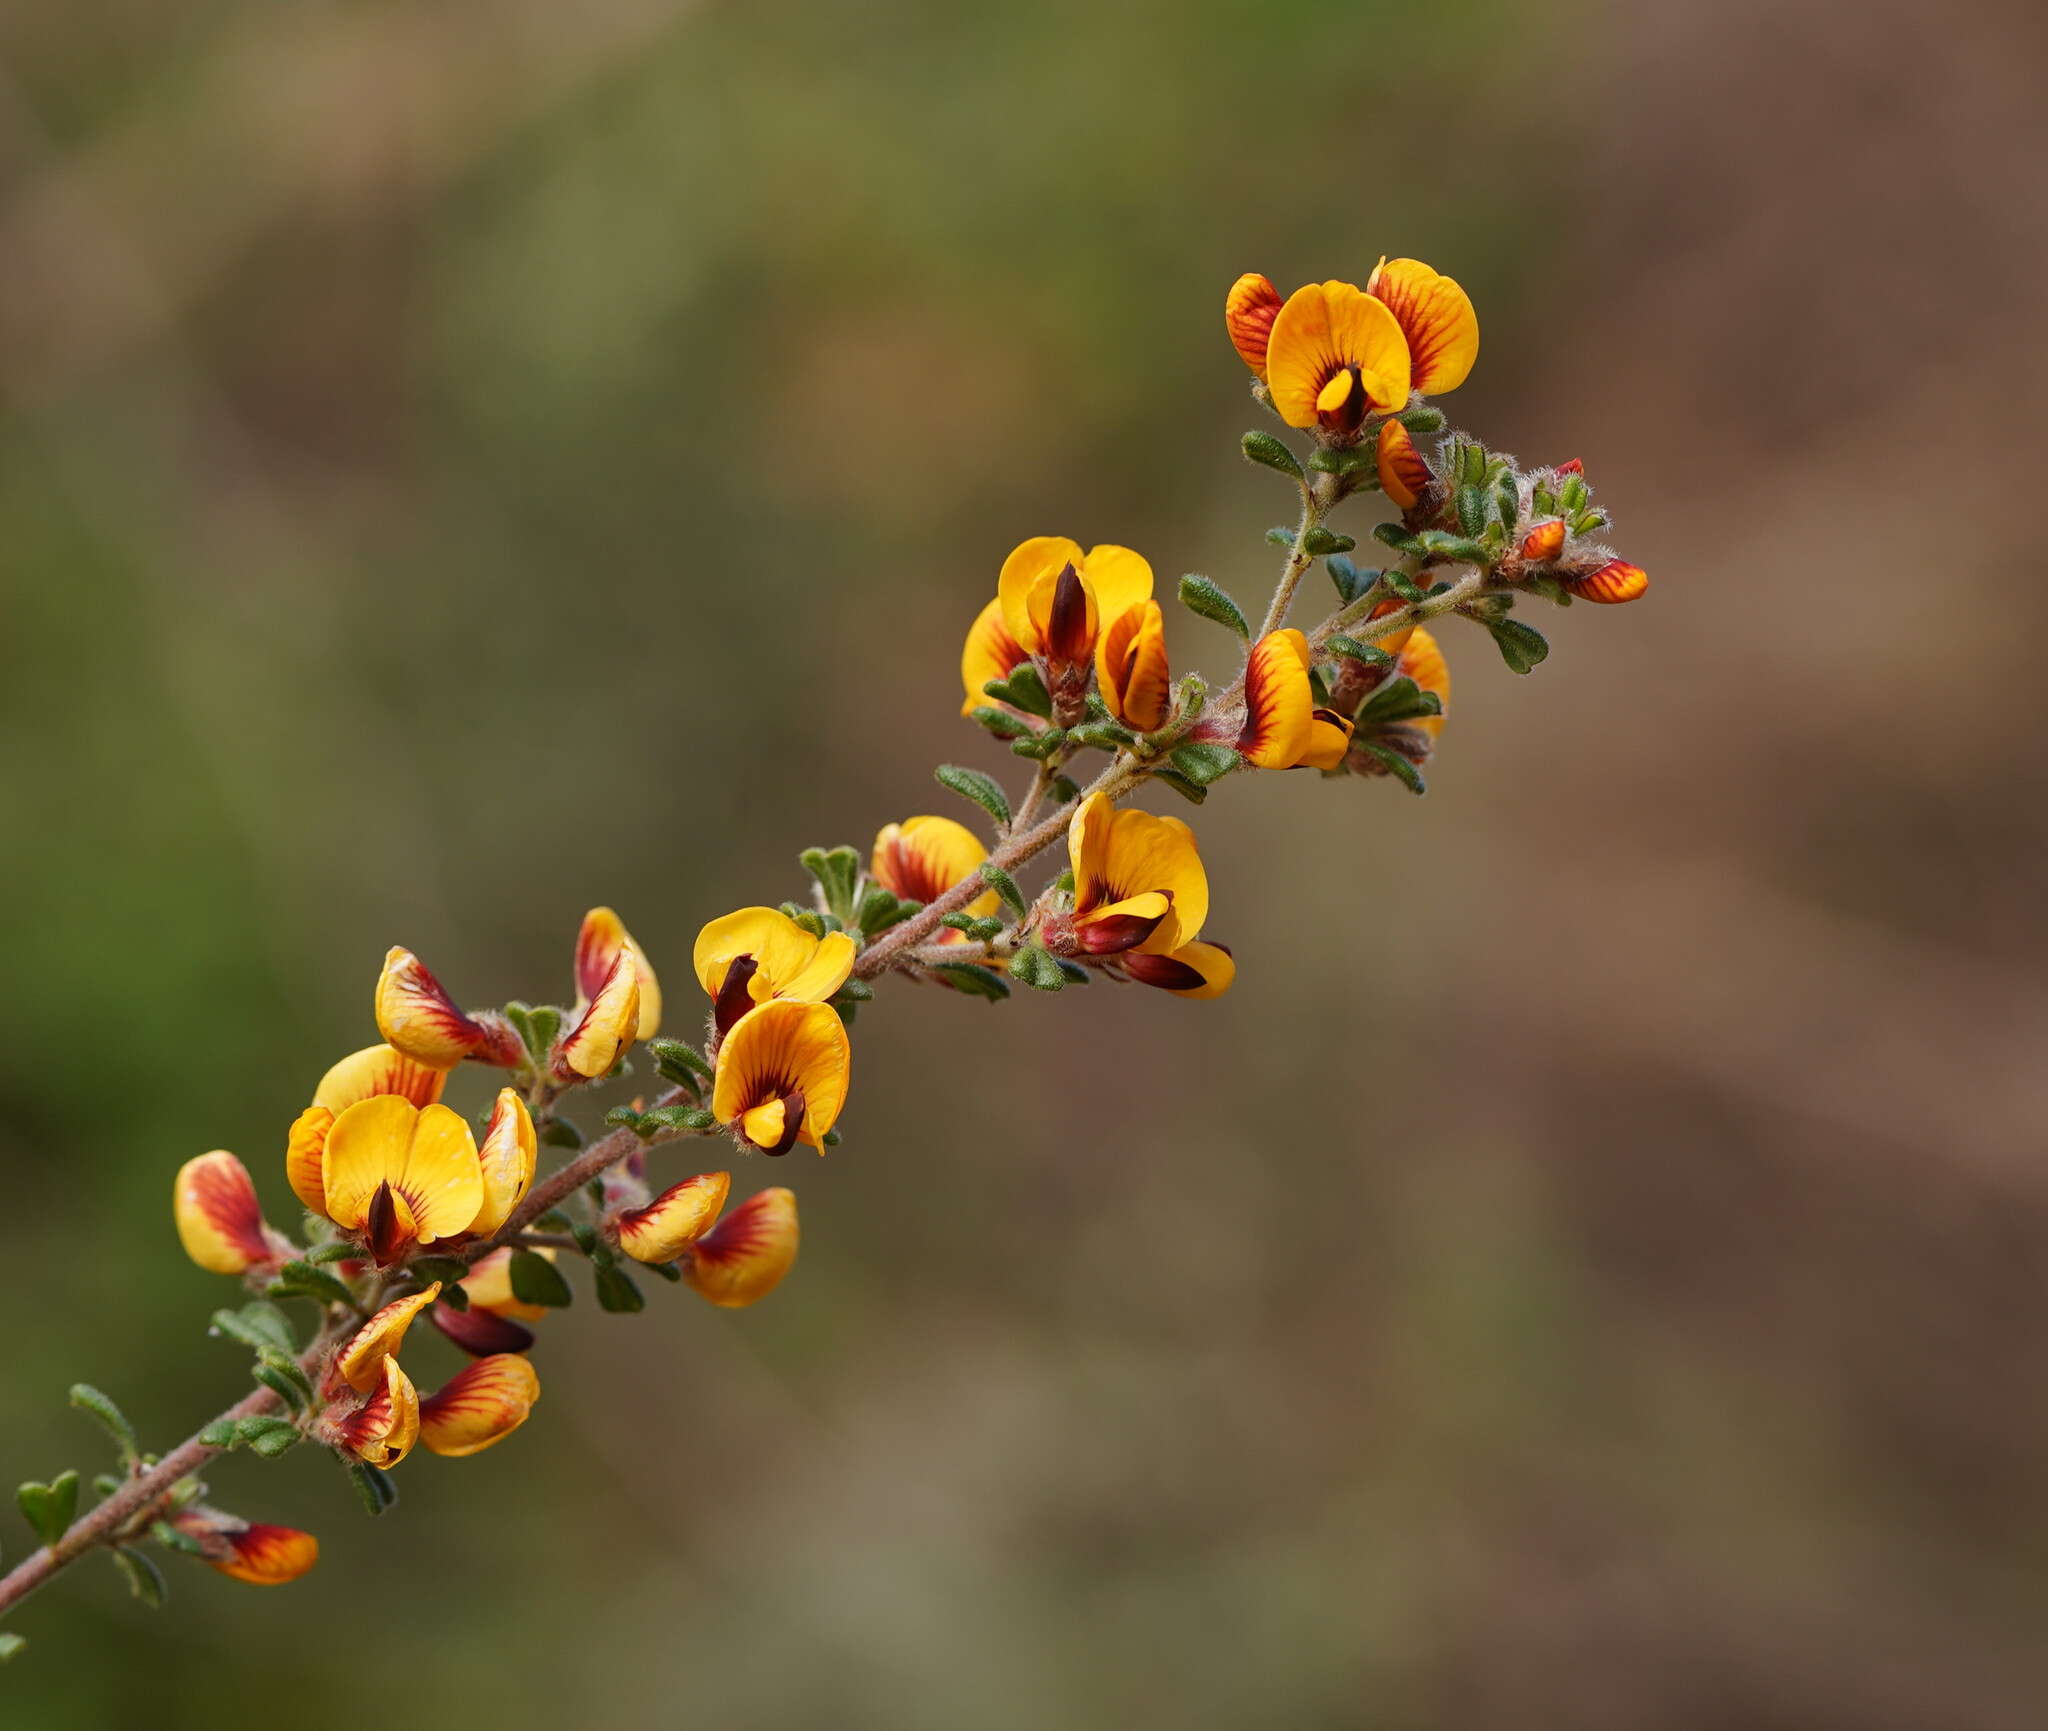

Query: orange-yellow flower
[1520,519,1566,563]
[167,1508,319,1586]
[711,1000,850,1155]
[1235,259,1479,423]
[417,1354,541,1457]
[332,1354,419,1468]
[960,597,1033,717]
[336,1284,441,1393]
[1065,791,1209,957]
[614,1170,731,1264]
[173,1151,289,1277]
[574,907,662,1043]
[1094,599,1171,731]
[1564,557,1648,604]
[285,1043,447,1216]
[695,906,856,1035]
[870,815,999,927]
[995,537,1154,670]
[1239,631,1354,771]
[374,947,519,1071]
[557,947,642,1080]
[683,1187,800,1308]
[316,1094,525,1264]
[1123,940,1237,999]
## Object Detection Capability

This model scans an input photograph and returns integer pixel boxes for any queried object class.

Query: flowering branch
[0,255,1650,1655]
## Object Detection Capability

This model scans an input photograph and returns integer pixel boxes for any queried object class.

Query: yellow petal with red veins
[419,1355,541,1458]
[469,1089,536,1237]
[1124,940,1237,999]
[1566,558,1648,604]
[685,1188,800,1308]
[711,1001,851,1151]
[1225,272,1284,377]
[617,1171,732,1264]
[1264,282,1412,430]
[173,1152,274,1276]
[694,907,858,1005]
[1069,793,1209,955]
[312,1043,448,1114]
[284,1108,335,1216]
[338,1283,442,1394]
[321,1097,485,1245]
[1395,628,1450,739]
[575,906,663,1041]
[461,1245,549,1322]
[374,948,486,1070]
[213,1522,319,1585]
[870,816,998,917]
[1375,417,1433,513]
[1239,630,1317,769]
[1366,257,1479,397]
[1520,519,1566,563]
[996,535,1086,655]
[338,1355,419,1468]
[1095,599,1171,731]
[559,951,641,1079]
[959,596,1032,718]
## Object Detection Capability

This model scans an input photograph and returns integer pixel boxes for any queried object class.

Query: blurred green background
[4,0,2046,1725]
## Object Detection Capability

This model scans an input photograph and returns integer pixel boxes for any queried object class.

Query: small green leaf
[1176,574,1250,639]
[1354,676,1443,727]
[17,1472,78,1548]
[1415,529,1490,563]
[1399,405,1447,435]
[1307,444,1378,476]
[1168,742,1241,785]
[151,1520,209,1557]
[1485,617,1550,674]
[252,1365,308,1413]
[347,1462,399,1517]
[1048,774,1083,805]
[798,846,863,927]
[857,884,917,936]
[595,1265,646,1314]
[111,1548,167,1609]
[438,1282,470,1311]
[198,1419,239,1450]
[978,862,1029,919]
[1324,634,1393,667]
[1006,944,1066,991]
[524,1005,563,1056]
[928,962,1011,1001]
[1456,484,1488,537]
[236,1417,301,1458]
[650,1037,716,1091]
[1067,721,1132,752]
[1241,429,1304,479]
[681,1107,718,1131]
[1372,523,1422,555]
[264,1261,355,1308]
[303,1240,356,1267]
[984,664,1053,718]
[1381,567,1424,603]
[1008,727,1066,760]
[0,1633,27,1663]
[604,1105,650,1136]
[1151,768,1209,804]
[1300,527,1355,556]
[68,1385,139,1463]
[1053,957,1092,985]
[1326,555,1375,605]
[969,705,1033,740]
[935,764,1011,829]
[1362,742,1427,794]
[509,1249,573,1309]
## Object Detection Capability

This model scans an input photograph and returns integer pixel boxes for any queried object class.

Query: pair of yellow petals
[330,1284,540,1466]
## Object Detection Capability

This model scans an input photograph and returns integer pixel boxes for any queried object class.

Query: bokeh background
[4,0,2045,1725]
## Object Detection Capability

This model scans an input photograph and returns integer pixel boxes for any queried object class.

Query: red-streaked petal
[616,1171,731,1265]
[335,1356,420,1467]
[469,1089,536,1237]
[173,1152,274,1276]
[338,1284,441,1394]
[1375,417,1433,512]
[419,1355,541,1458]
[1519,519,1566,563]
[1239,630,1315,769]
[1565,558,1648,604]
[575,906,662,1041]
[1365,257,1480,396]
[1225,272,1284,377]
[374,948,488,1070]
[558,950,640,1080]
[685,1188,800,1309]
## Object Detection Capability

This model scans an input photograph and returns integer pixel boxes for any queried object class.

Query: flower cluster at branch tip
[6,260,1650,1641]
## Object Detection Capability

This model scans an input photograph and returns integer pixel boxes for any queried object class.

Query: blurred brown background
[3,0,2046,1725]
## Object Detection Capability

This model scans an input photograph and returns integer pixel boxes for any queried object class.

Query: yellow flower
[374,947,518,1070]
[711,1000,850,1155]
[317,1095,505,1264]
[995,537,1154,670]
[682,1187,800,1309]
[336,1284,441,1394]
[1122,940,1237,1000]
[1239,631,1354,770]
[1235,259,1479,416]
[1066,791,1209,956]
[173,1151,287,1277]
[614,1170,731,1264]
[166,1509,319,1586]
[417,1354,541,1458]
[960,597,1033,718]
[1095,598,1171,731]
[870,815,998,923]
[574,906,662,1043]
[556,946,641,1080]
[285,1044,448,1216]
[332,1354,420,1468]
[694,907,856,1034]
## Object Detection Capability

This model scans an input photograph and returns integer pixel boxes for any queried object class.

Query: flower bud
[684,1188,800,1309]
[615,1171,731,1265]
[1563,557,1648,604]
[1519,519,1566,564]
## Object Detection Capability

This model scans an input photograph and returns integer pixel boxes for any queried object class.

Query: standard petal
[1366,257,1479,397]
[337,1356,420,1468]
[960,597,1032,717]
[374,948,487,1070]
[284,1108,335,1216]
[1238,630,1316,770]
[1078,545,1154,632]
[575,906,662,1041]
[996,536,1085,654]
[711,1001,851,1151]
[695,907,834,1003]
[322,1097,485,1246]
[870,815,996,916]
[469,1089,537,1237]
[1264,282,1411,429]
[1066,790,1117,913]
[419,1355,541,1458]
[617,1170,732,1264]
[1225,272,1284,376]
[685,1188,800,1309]
[1095,599,1171,731]
[338,1284,442,1393]
[559,951,641,1080]
[1098,806,1209,953]
[1375,417,1433,512]
[173,1152,274,1276]
[311,1043,448,1113]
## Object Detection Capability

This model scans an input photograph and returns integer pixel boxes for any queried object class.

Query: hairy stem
[1255,480,1326,640]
